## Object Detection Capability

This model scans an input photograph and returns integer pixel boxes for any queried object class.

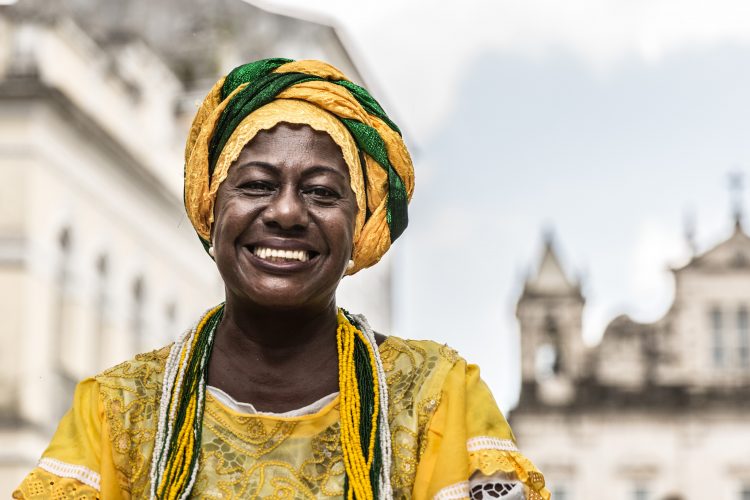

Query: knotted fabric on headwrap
[184,58,414,274]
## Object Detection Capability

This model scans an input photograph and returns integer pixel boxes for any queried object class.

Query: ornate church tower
[516,234,585,405]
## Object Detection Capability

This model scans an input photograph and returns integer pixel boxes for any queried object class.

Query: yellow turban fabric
[183,58,414,274]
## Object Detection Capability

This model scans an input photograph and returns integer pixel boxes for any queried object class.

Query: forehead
[236,122,348,172]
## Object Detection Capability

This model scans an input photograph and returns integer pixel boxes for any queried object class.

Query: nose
[261,185,309,231]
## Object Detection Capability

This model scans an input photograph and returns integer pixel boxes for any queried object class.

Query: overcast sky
[250,0,750,410]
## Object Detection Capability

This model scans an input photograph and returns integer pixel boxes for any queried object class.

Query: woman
[14,59,549,500]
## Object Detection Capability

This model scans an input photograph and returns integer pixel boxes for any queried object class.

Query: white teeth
[253,247,310,262]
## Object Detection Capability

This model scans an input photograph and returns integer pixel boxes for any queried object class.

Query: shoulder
[380,336,464,401]
[380,336,461,369]
[95,344,172,402]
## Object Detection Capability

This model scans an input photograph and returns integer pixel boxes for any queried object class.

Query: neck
[206,293,341,411]
[219,295,339,352]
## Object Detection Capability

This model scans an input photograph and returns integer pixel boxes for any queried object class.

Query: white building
[0,0,393,492]
[512,217,750,500]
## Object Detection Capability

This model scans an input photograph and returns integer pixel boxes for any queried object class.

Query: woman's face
[212,123,358,310]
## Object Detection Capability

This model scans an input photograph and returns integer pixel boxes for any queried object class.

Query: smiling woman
[13,59,549,500]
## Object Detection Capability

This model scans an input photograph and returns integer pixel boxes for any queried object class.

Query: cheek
[338,204,358,255]
[213,197,254,242]
[348,198,359,234]
[211,190,230,237]
[314,209,354,257]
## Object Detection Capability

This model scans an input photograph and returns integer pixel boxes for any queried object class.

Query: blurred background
[1,0,750,498]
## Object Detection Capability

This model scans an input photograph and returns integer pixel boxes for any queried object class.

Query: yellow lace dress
[13,337,549,499]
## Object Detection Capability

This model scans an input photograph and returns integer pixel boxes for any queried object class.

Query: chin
[249,292,314,310]
[233,279,335,311]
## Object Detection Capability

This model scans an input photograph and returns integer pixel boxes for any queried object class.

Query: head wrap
[184,58,414,274]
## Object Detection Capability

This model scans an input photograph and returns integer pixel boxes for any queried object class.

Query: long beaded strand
[352,313,393,498]
[149,308,208,499]
[149,304,223,500]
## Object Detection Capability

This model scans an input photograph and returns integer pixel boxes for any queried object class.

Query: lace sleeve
[413,359,550,500]
[12,378,105,499]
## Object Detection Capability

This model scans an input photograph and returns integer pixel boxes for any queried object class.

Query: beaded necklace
[148,304,392,499]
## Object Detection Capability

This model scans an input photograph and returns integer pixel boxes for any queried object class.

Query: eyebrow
[304,165,349,182]
[238,161,348,181]
[237,161,276,171]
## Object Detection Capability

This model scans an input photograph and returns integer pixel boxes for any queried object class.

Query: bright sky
[249,0,750,410]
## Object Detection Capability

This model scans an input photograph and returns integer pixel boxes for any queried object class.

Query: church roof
[675,222,750,272]
[522,235,582,298]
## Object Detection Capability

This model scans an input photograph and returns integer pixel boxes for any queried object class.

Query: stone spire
[729,170,744,231]
[516,231,585,402]
[523,231,580,297]
[683,208,697,257]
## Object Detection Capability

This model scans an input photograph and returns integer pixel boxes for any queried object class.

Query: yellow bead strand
[336,310,382,500]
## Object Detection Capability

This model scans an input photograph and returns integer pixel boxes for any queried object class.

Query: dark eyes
[239,181,275,193]
[238,181,340,202]
[304,186,339,199]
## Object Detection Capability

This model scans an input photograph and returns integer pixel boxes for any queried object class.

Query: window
[544,314,563,374]
[535,314,563,380]
[54,228,76,419]
[551,486,567,500]
[166,302,177,329]
[633,485,649,500]
[739,307,749,368]
[535,343,558,380]
[165,301,177,343]
[131,277,145,352]
[711,307,724,367]
[54,229,72,350]
[94,254,108,365]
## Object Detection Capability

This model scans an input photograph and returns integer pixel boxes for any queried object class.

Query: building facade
[511,222,750,500]
[0,0,393,492]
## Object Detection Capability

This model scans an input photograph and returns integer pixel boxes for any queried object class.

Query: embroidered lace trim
[467,449,549,500]
[467,437,519,452]
[13,466,100,499]
[37,458,101,490]
[469,472,524,500]
[434,480,469,499]
[434,474,531,500]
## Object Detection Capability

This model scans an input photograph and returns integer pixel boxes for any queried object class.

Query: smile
[252,246,312,262]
